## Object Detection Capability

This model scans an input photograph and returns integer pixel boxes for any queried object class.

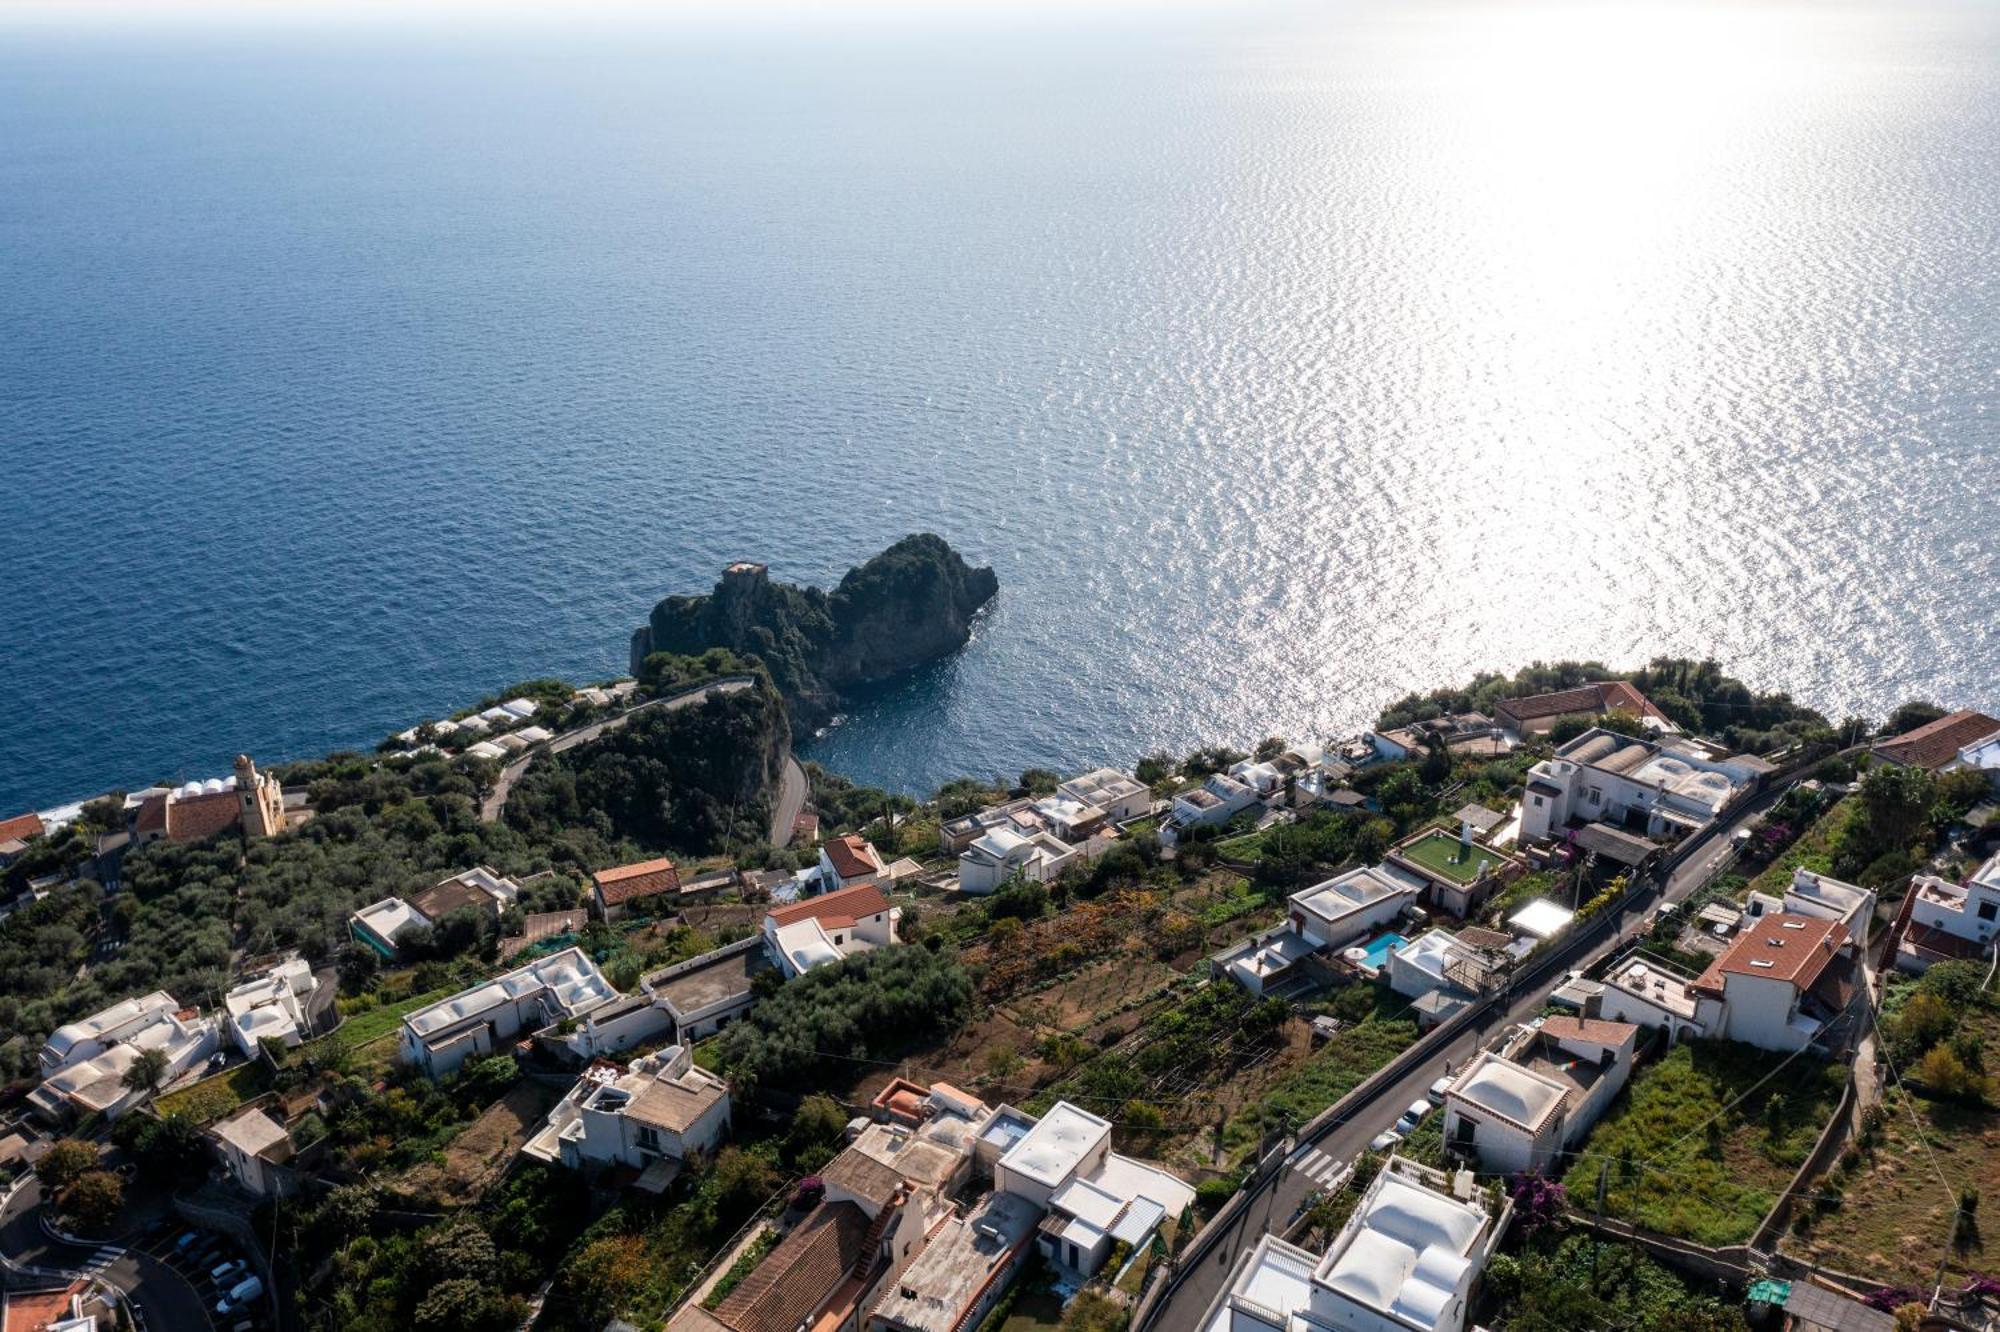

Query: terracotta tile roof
[0,812,45,844]
[1693,912,1847,996]
[1540,1016,1638,1047]
[1497,681,1666,725]
[821,835,882,881]
[1899,920,1988,964]
[712,1200,869,1332]
[133,796,167,836]
[1497,685,1605,722]
[768,883,889,930]
[165,790,242,843]
[1591,681,1671,723]
[3,1280,86,1332]
[592,858,681,906]
[1876,709,2000,772]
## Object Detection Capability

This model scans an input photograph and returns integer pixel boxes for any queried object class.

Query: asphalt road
[1148,789,1782,1332]
[769,755,807,848]
[1,1176,215,1332]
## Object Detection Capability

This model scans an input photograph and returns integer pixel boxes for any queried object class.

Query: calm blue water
[2,1,1996,813]
[1360,933,1408,971]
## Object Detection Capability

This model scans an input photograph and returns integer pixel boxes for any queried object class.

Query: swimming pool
[1359,932,1409,971]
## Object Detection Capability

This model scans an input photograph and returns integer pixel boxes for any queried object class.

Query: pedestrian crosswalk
[1289,1144,1347,1187]
[83,1247,123,1272]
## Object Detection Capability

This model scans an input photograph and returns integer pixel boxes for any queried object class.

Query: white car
[1427,1075,1456,1104]
[1396,1099,1434,1134]
[1368,1129,1402,1153]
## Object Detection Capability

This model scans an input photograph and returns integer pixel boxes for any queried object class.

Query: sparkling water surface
[1,0,1995,811]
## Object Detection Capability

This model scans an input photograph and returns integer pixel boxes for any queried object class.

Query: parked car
[1426,1075,1456,1105]
[1368,1129,1402,1153]
[210,1259,246,1284]
[1395,1099,1433,1134]
[216,1276,263,1316]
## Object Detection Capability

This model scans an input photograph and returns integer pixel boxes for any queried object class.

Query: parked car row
[141,1220,271,1330]
[1366,1096,1434,1153]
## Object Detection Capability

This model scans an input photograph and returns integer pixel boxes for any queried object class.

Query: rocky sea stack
[630,534,998,727]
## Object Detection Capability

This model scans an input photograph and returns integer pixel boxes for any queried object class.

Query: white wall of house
[1912,879,2000,944]
[1715,972,1816,1052]
[1595,983,1716,1045]
[1441,1100,1559,1177]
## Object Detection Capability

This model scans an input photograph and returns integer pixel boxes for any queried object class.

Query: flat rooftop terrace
[870,1192,1040,1332]
[646,941,772,1014]
[1394,829,1505,885]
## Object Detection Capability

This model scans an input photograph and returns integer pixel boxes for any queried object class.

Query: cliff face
[630,535,998,725]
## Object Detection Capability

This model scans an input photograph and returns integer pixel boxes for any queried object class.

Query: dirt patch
[1005,958,1185,1031]
[395,1079,563,1207]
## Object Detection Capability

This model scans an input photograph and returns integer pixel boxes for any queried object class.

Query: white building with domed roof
[1519,728,1760,845]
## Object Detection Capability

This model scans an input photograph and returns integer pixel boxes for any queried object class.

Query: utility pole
[1593,1159,1610,1290]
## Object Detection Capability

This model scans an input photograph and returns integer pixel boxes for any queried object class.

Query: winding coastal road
[479,677,756,824]
[768,756,807,848]
[1,1177,213,1332]
[1144,783,1787,1332]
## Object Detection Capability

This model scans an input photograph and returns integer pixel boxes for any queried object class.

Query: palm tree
[121,1046,170,1095]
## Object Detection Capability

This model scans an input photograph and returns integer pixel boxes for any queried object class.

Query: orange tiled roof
[1876,709,2000,772]
[1693,913,1847,997]
[767,883,888,930]
[821,835,881,881]
[0,812,45,844]
[592,858,681,905]
[711,1200,869,1332]
[165,790,242,843]
[1540,1016,1638,1047]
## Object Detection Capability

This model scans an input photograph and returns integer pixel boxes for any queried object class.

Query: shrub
[716,946,973,1093]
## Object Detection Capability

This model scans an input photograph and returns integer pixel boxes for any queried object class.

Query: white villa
[30,992,218,1123]
[222,955,321,1059]
[39,991,181,1077]
[1442,1018,1637,1176]
[1289,866,1424,951]
[399,946,617,1079]
[958,825,1079,895]
[1170,774,1259,831]
[1058,768,1153,824]
[819,834,888,893]
[762,883,898,977]
[1744,867,1876,948]
[994,1101,1195,1282]
[1199,1157,1506,1332]
[524,1045,730,1190]
[1601,913,1856,1052]
[1598,956,1714,1044]
[1898,849,2000,972]
[1519,728,1760,846]
[350,896,430,958]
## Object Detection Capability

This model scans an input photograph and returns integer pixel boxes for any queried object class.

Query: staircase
[851,1190,904,1280]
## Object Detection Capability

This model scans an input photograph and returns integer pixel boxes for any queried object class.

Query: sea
[1,0,1995,814]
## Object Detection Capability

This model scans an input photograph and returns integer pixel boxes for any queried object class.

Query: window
[1532,796,1543,807]
[1587,787,1601,805]
[1979,902,1997,923]
[637,1125,660,1151]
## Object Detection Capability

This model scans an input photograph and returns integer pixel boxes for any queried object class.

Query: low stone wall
[1752,1067,1859,1253]
[1563,1211,1759,1288]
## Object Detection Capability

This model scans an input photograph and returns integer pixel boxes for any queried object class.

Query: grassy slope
[1568,1039,1845,1245]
